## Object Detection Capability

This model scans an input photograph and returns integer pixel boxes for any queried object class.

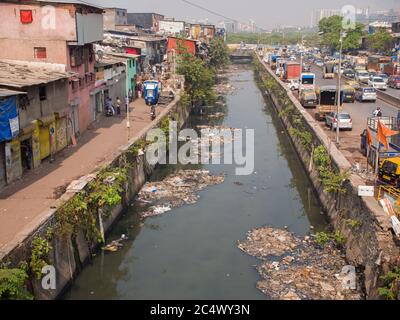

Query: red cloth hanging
[20,10,33,24]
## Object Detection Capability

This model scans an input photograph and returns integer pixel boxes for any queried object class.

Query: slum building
[0,0,104,137]
[0,60,72,189]
[102,31,166,74]
[127,12,165,32]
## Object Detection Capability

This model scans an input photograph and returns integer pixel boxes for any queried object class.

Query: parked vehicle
[143,80,160,106]
[315,60,324,67]
[343,69,355,79]
[287,79,300,91]
[325,112,352,130]
[368,70,377,80]
[323,62,335,79]
[368,76,387,90]
[342,85,356,103]
[355,87,377,102]
[388,75,400,89]
[299,88,318,108]
[355,70,370,84]
[379,158,400,188]
[315,85,343,121]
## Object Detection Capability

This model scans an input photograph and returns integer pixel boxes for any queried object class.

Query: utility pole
[336,31,345,145]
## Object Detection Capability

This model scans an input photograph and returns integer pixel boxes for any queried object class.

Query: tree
[177,50,216,107]
[319,15,365,52]
[367,30,393,53]
[208,37,229,69]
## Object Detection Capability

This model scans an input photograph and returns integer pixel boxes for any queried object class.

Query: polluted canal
[64,65,347,300]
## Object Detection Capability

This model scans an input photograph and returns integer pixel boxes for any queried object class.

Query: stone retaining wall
[255,54,400,299]
[1,92,190,300]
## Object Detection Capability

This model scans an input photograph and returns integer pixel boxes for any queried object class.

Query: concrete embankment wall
[1,93,190,300]
[255,54,400,299]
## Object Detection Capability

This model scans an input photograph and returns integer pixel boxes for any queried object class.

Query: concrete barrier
[377,90,400,108]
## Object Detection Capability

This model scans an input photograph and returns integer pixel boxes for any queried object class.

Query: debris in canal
[238,227,362,300]
[102,234,128,252]
[137,170,225,218]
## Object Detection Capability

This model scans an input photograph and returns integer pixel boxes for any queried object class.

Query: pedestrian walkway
[0,98,165,254]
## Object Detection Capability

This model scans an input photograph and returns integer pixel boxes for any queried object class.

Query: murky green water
[64,67,327,300]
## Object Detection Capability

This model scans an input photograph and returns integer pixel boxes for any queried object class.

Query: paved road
[301,65,399,167]
[0,98,168,254]
[385,86,400,99]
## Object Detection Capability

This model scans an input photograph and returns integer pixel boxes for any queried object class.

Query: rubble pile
[238,227,363,300]
[137,170,225,218]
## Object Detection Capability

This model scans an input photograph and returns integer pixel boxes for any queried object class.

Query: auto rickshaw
[143,80,160,106]
[342,85,356,103]
[379,157,400,188]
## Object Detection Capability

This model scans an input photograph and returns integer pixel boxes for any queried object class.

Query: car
[325,112,353,130]
[315,60,324,67]
[335,66,344,75]
[343,69,355,78]
[368,70,377,79]
[289,55,296,61]
[377,73,389,84]
[368,76,387,90]
[355,70,370,84]
[302,64,311,72]
[287,79,300,91]
[388,75,400,89]
[355,87,377,102]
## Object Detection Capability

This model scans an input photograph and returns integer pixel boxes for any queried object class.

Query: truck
[299,72,315,91]
[323,62,335,79]
[315,85,343,121]
[283,62,301,81]
[367,55,392,72]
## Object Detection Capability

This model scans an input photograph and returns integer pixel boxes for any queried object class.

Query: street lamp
[336,31,346,145]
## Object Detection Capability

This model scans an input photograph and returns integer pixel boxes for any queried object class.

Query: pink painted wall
[0,38,68,64]
[67,45,96,133]
[0,3,77,41]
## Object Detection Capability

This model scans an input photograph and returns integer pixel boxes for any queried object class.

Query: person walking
[116,97,121,115]
[373,107,382,118]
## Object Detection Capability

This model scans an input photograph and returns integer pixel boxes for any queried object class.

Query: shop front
[55,111,68,153]
[37,115,56,160]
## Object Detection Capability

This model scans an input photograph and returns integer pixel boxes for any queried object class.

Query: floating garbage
[137,170,225,219]
[238,227,362,300]
[102,234,128,252]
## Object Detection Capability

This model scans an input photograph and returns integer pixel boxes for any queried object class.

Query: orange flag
[377,120,399,150]
[366,127,373,146]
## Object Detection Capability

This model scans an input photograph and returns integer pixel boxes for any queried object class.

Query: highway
[299,64,400,167]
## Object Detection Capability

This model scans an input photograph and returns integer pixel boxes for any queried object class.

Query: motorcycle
[150,105,156,120]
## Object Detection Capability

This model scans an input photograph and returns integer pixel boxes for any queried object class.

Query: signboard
[159,20,185,34]
[9,116,19,138]
[358,185,374,197]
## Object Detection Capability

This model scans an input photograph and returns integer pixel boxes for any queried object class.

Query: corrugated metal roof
[36,0,104,10]
[0,60,75,89]
[0,88,27,97]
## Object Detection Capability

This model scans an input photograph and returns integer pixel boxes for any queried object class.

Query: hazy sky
[92,0,399,29]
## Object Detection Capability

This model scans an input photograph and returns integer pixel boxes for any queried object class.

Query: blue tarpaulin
[0,96,18,142]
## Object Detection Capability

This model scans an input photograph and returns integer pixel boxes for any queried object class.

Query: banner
[0,96,19,142]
